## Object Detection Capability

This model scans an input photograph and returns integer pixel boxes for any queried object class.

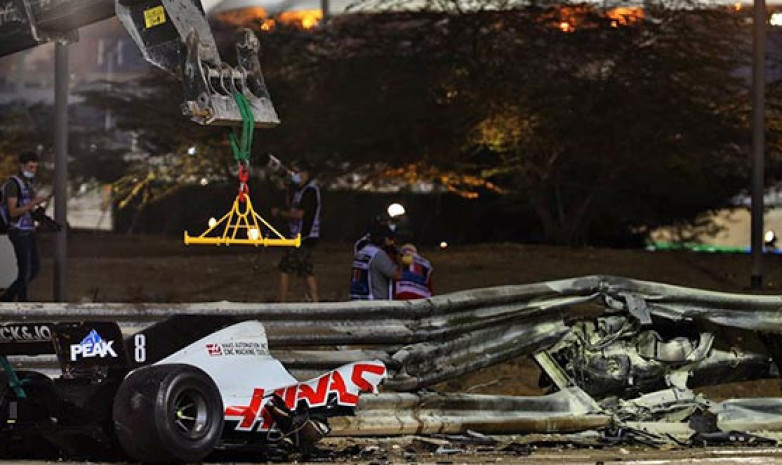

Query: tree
[263,5,753,244]
[0,103,52,180]
[383,4,750,245]
[77,71,240,218]
[88,5,759,244]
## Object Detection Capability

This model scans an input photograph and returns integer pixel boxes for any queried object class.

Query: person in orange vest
[393,243,433,300]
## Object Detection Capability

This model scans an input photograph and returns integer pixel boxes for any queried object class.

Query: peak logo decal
[70,330,118,361]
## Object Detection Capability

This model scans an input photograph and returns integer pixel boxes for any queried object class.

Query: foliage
[77,72,238,220]
[450,5,753,244]
[0,102,128,187]
[0,103,52,181]
[257,5,752,245]
[86,4,759,244]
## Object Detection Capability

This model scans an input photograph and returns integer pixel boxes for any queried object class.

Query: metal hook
[219,65,234,96]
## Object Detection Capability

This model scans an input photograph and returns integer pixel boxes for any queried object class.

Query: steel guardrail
[3,275,782,389]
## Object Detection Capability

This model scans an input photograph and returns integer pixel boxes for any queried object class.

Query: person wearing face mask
[271,159,321,302]
[1,152,50,302]
[353,205,413,255]
[349,224,401,300]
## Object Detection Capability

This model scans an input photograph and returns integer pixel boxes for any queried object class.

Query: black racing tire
[112,364,223,463]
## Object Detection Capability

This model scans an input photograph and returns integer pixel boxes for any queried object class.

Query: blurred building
[0,18,148,105]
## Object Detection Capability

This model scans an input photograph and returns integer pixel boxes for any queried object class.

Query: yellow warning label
[143,6,166,28]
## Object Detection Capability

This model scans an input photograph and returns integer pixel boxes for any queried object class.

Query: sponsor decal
[225,361,387,432]
[0,324,52,343]
[70,329,118,361]
[207,341,264,357]
[206,343,223,357]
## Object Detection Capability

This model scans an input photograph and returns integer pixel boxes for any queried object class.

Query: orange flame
[541,5,644,32]
[278,9,323,28]
[279,10,323,29]
[214,7,322,29]
[260,18,275,31]
[606,7,644,25]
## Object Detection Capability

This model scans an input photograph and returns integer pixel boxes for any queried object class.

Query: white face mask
[22,170,34,179]
[291,173,302,185]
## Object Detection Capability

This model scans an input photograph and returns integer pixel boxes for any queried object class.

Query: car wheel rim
[172,388,210,439]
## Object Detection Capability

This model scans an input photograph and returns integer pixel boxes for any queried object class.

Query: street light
[765,229,777,249]
[750,0,766,289]
[387,203,405,218]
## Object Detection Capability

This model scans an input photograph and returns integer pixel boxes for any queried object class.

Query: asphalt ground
[6,445,782,464]
[301,437,782,464]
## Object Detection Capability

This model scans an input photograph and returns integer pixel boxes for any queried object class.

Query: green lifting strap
[228,93,255,163]
[0,355,26,398]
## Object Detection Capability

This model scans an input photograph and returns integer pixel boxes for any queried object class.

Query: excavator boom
[0,0,279,127]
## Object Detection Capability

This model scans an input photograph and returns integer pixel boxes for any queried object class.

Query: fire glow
[545,5,644,32]
[215,7,323,29]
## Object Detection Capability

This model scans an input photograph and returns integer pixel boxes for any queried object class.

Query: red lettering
[329,370,358,405]
[225,388,265,430]
[297,374,330,407]
[225,362,386,432]
[270,386,293,410]
[259,402,275,430]
[351,363,386,393]
[281,385,297,409]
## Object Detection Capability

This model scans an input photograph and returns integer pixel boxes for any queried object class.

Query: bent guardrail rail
[2,275,782,389]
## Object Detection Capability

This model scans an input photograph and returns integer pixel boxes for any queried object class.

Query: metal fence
[3,275,782,435]
[2,275,782,388]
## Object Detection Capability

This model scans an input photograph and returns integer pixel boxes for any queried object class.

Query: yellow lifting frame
[184,194,301,247]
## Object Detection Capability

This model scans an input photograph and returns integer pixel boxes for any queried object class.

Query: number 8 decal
[134,334,146,363]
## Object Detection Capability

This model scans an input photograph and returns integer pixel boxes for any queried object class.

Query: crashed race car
[0,316,386,461]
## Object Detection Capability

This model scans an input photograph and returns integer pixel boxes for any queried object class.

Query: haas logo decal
[225,362,386,432]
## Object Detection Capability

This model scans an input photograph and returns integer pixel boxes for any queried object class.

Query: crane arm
[0,0,279,127]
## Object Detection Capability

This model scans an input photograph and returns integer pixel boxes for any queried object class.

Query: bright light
[559,21,573,32]
[208,217,217,228]
[278,9,322,29]
[439,241,448,249]
[765,229,776,244]
[387,203,406,218]
[187,146,197,156]
[607,6,644,26]
[199,177,209,186]
[771,12,782,26]
[260,19,275,31]
[248,228,261,240]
